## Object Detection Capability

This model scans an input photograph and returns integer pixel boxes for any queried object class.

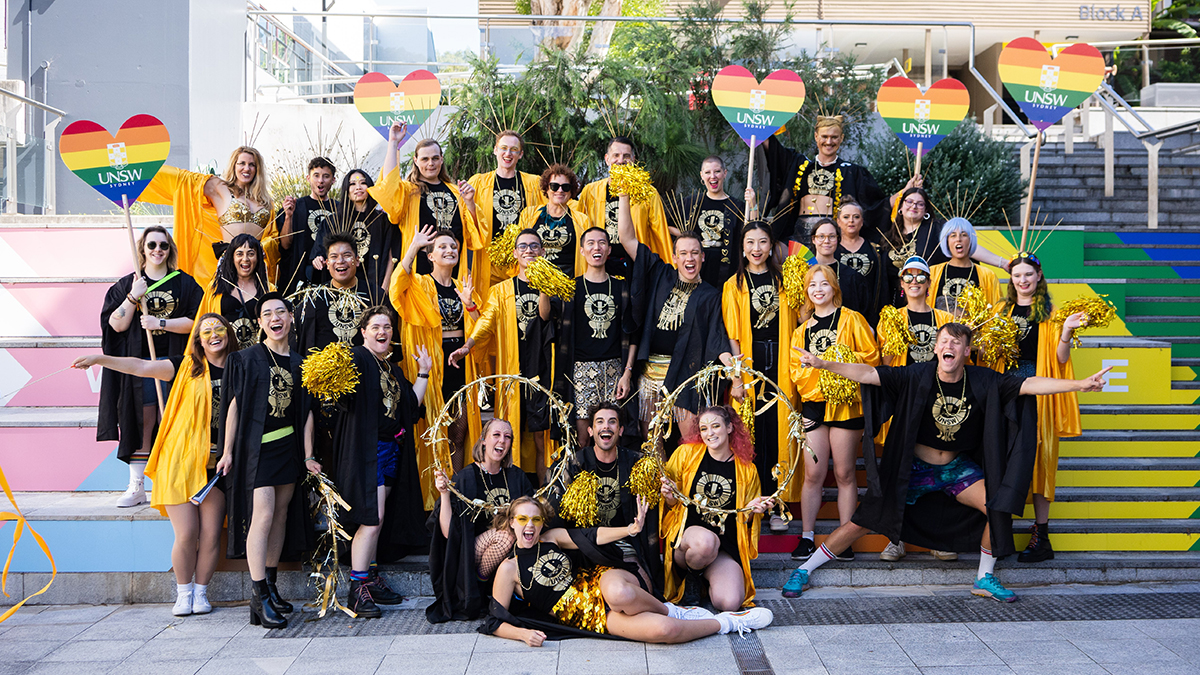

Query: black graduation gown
[218,344,314,560]
[314,202,400,302]
[277,195,335,294]
[764,139,888,243]
[823,258,875,329]
[837,242,888,328]
[549,276,633,423]
[855,363,1036,557]
[631,243,729,414]
[97,271,202,462]
[544,446,663,598]
[330,346,428,561]
[425,465,534,623]
[296,283,372,356]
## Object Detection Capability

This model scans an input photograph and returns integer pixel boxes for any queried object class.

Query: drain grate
[729,632,774,675]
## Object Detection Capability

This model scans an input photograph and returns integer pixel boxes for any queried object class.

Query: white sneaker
[191,588,211,614]
[880,541,906,562]
[116,479,147,508]
[664,602,715,621]
[716,607,774,636]
[172,590,193,617]
[931,549,959,561]
[769,515,789,533]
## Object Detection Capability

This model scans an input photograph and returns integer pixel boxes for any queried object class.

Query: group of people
[76,113,1108,645]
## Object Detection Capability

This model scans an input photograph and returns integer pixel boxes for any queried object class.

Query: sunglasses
[902,273,929,284]
[512,515,544,526]
[547,182,572,193]
[145,241,170,251]
[199,325,228,339]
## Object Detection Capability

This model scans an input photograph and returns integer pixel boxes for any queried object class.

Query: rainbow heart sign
[998,38,1105,131]
[354,70,441,144]
[711,65,805,147]
[59,115,170,206]
[876,76,970,155]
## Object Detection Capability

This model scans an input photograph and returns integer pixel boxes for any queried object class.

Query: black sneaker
[791,537,816,561]
[348,580,382,618]
[834,548,855,562]
[365,570,404,605]
[1018,524,1054,563]
[680,568,705,607]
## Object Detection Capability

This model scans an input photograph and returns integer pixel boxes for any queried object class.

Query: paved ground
[3,583,1200,675]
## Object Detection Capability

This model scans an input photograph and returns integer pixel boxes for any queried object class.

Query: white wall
[190,0,248,171]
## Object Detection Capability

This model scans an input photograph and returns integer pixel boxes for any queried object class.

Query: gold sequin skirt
[638,354,672,422]
[551,566,611,634]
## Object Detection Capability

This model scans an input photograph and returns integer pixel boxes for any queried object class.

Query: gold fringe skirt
[551,566,611,634]
[638,354,672,422]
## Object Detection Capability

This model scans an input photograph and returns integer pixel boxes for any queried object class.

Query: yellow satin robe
[144,355,213,516]
[369,168,482,285]
[466,170,545,293]
[577,177,672,263]
[790,307,880,420]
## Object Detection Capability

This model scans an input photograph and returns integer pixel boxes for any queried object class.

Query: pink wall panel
[2,349,102,406]
[5,283,110,336]
[1,230,136,277]
[0,427,112,491]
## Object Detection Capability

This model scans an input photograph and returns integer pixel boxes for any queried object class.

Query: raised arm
[792,345,882,386]
[617,194,639,261]
[411,346,432,401]
[72,354,177,381]
[381,121,408,178]
[1019,367,1110,396]
[543,496,649,548]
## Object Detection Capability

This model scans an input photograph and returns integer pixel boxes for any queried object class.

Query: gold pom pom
[1053,296,1117,347]
[818,344,861,406]
[781,254,810,311]
[877,305,913,358]
[560,471,600,527]
[489,223,519,271]
[975,315,1020,368]
[627,454,664,504]
[955,285,992,328]
[301,341,360,404]
[609,163,655,205]
[526,257,575,301]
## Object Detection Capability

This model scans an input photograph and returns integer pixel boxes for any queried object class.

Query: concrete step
[765,518,1200,537]
[1125,315,1200,323]
[0,406,97,427]
[0,337,100,348]
[1064,430,1200,442]
[1173,381,1200,390]
[1050,486,1200,501]
[1173,358,1200,368]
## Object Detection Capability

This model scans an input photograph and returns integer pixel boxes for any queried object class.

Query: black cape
[97,271,202,462]
[764,139,888,243]
[330,346,428,561]
[276,195,335,294]
[855,363,1035,557]
[218,343,314,560]
[544,446,663,598]
[630,243,729,413]
[296,283,373,356]
[837,242,888,328]
[425,464,534,623]
[824,258,876,329]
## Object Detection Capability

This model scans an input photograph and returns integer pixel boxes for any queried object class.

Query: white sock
[715,612,732,635]
[193,583,208,598]
[177,582,194,596]
[663,602,682,619]
[802,530,815,541]
[801,543,836,573]
[977,547,996,580]
[129,462,146,483]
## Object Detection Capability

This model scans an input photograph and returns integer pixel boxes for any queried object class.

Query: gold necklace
[933,368,971,442]
[656,280,699,331]
[746,271,779,330]
[517,542,541,592]
[940,263,977,307]
[478,462,512,507]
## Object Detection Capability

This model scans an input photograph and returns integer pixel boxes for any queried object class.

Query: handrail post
[1144,138,1162,229]
[44,116,59,214]
[5,126,16,214]
[983,103,997,136]
[1104,108,1114,198]
[1082,95,1091,139]
[1019,138,1034,217]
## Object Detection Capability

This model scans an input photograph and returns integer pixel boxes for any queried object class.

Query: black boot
[1018,523,1054,563]
[250,579,287,629]
[348,579,382,618]
[680,567,705,607]
[365,569,404,605]
[265,567,294,613]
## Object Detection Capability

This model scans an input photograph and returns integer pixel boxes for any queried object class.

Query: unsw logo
[107,142,128,170]
[748,89,767,114]
[390,92,406,114]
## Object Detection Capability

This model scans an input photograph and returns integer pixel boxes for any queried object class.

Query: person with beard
[448,230,554,484]
[466,130,545,297]
[545,403,661,595]
[197,233,273,351]
[682,156,744,287]
[928,218,1001,315]
[216,292,315,629]
[277,157,336,293]
[835,198,887,327]
[578,137,672,277]
[426,419,535,623]
[615,192,740,442]
[312,306,433,617]
[99,226,203,508]
[782,323,1111,602]
[516,165,590,277]
[550,227,635,444]
[372,122,481,278]
[315,169,400,299]
[808,218,874,325]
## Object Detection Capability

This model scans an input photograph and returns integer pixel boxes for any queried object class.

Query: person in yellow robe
[661,405,773,611]
[370,122,482,282]
[722,221,800,523]
[927,218,1001,315]
[516,164,591,277]
[448,230,553,483]
[577,136,672,277]
[390,225,484,508]
[72,313,236,618]
[996,253,1086,563]
[465,130,545,294]
[788,264,879,562]
[142,147,280,288]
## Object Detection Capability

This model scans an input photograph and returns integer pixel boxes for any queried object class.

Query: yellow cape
[369,168,481,286]
[144,355,212,517]
[466,170,545,293]
[790,307,880,420]
[577,177,672,263]
[927,262,1001,310]
[885,308,957,367]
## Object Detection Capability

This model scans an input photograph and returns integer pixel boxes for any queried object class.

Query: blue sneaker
[972,573,1017,602]
[781,568,809,598]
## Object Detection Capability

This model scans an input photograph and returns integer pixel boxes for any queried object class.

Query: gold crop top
[219,199,271,227]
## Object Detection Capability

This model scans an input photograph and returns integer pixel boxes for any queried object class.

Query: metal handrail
[0,88,66,118]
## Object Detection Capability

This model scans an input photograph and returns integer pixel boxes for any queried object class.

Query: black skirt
[255,434,301,488]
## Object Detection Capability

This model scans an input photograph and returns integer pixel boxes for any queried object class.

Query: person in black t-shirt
[678,156,745,287]
[278,157,336,294]
[809,218,872,323]
[782,323,1111,604]
[297,232,374,353]
[835,198,886,327]
[312,169,400,299]
[516,164,589,276]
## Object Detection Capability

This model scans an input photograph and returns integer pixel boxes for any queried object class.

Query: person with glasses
[788,264,879,562]
[681,156,745,287]
[448,230,555,485]
[216,292,316,629]
[578,136,672,277]
[809,219,875,325]
[835,197,887,327]
[277,157,336,294]
[995,253,1087,564]
[465,130,545,298]
[484,494,774,645]
[196,233,273,351]
[516,165,590,276]
[74,313,235,616]
[928,218,1001,316]
[99,226,203,508]
[427,419,534,624]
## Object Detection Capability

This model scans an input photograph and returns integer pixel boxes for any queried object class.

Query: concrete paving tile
[0,622,91,641]
[758,626,820,666]
[10,605,118,625]
[131,636,231,661]
[108,660,206,675]
[377,652,472,675]
[473,634,560,652]
[885,623,979,643]
[24,663,121,675]
[75,618,168,641]
[558,649,648,674]
[988,640,1093,665]
[644,633,727,650]
[282,656,385,675]
[298,636,394,657]
[899,641,1005,667]
[0,641,64,662]
[853,585,936,597]
[1050,620,1151,640]
[1131,619,1200,640]
[1008,666,1112,675]
[771,667,831,675]
[795,587,860,600]
[966,622,1061,643]
[1102,665,1200,675]
[216,637,312,658]
[918,668,1015,675]
[823,667,920,675]
[805,624,898,644]
[153,617,249,640]
[645,645,737,674]
[196,658,296,675]
[465,650,558,675]
[42,640,145,662]
[1157,638,1200,660]
[557,637,646,653]
[0,663,33,675]
[1068,639,1185,665]
[813,641,915,670]
[387,633,478,654]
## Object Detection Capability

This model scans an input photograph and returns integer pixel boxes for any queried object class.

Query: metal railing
[0,87,66,214]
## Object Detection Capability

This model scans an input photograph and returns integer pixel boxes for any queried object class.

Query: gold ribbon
[0,463,56,624]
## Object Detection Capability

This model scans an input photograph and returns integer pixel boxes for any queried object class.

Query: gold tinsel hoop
[423,373,577,519]
[641,357,813,531]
